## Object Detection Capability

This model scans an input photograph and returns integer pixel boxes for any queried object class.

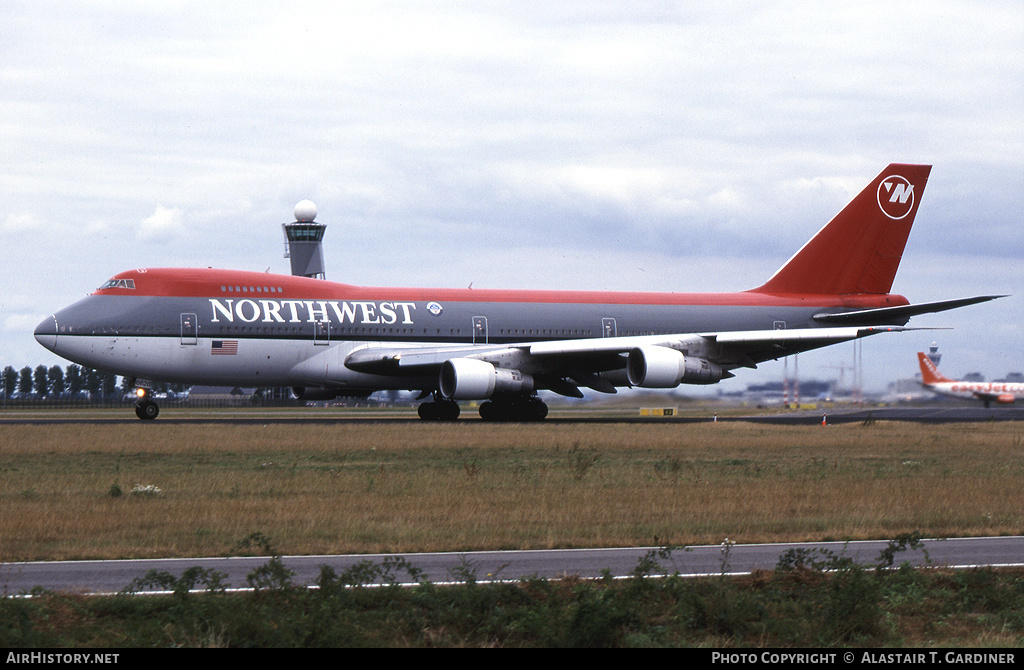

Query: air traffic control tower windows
[284,223,325,242]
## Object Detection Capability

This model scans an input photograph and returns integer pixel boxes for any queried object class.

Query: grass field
[2,414,1023,561]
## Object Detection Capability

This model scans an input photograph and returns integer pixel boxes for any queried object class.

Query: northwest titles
[209,298,417,326]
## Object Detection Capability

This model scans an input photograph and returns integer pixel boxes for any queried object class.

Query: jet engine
[439,359,535,400]
[626,346,725,387]
[290,386,343,401]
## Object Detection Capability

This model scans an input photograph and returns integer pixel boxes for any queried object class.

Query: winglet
[754,164,932,295]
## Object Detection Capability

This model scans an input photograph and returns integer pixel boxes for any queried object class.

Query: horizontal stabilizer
[812,295,1005,326]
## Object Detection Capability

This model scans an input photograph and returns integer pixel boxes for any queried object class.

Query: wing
[344,325,913,397]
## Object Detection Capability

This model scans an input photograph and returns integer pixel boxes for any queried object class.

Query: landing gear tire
[417,399,461,421]
[479,397,548,422]
[135,400,159,420]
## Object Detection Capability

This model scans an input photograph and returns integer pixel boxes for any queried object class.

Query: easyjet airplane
[36,164,1000,421]
[917,352,1024,408]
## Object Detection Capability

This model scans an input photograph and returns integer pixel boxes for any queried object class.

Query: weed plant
[3,536,1023,647]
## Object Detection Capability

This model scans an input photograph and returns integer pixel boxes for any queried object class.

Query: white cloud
[138,205,185,242]
[1,212,46,236]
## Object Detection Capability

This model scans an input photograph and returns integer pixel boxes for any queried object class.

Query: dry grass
[1,419,1022,560]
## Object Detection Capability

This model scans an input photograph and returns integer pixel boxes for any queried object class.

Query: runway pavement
[3,536,1022,596]
[3,405,1024,425]
[733,406,1024,424]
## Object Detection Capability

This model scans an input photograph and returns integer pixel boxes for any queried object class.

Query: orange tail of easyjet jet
[754,163,931,296]
[918,352,953,385]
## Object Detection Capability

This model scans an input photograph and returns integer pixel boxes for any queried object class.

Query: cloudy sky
[2,1,1022,393]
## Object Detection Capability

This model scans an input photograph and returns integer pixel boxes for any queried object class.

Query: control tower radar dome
[294,199,317,223]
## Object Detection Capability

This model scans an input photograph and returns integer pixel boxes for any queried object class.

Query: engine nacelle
[290,386,342,401]
[626,346,725,387]
[439,359,534,400]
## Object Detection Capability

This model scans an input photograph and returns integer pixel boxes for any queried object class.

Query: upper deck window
[222,285,284,293]
[98,279,136,290]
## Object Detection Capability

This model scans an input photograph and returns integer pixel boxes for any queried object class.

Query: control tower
[282,200,326,279]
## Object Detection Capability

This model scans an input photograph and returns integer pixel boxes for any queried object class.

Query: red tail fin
[754,164,931,295]
[918,352,952,384]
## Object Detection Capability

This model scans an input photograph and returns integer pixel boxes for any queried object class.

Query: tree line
[2,364,192,399]
[3,363,123,399]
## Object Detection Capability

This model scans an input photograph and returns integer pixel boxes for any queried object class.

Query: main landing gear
[416,393,549,421]
[417,394,461,421]
[133,387,159,420]
[478,396,548,422]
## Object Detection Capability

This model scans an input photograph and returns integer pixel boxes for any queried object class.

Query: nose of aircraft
[35,315,58,353]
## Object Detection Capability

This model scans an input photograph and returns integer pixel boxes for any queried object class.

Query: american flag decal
[211,340,238,355]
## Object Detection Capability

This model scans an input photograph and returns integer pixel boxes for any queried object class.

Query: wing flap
[705,326,915,367]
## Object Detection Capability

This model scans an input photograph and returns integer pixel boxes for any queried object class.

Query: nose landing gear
[133,387,159,420]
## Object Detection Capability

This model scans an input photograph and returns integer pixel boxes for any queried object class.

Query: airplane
[35,163,1002,421]
[917,352,1024,408]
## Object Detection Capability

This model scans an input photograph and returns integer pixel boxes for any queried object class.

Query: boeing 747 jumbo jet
[36,164,1001,421]
[918,352,1024,408]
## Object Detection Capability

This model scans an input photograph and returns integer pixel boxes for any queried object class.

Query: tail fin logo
[877,175,915,220]
[918,351,948,384]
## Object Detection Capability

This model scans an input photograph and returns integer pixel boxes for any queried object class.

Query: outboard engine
[626,346,725,387]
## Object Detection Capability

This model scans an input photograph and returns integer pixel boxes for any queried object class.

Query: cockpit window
[98,279,136,290]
